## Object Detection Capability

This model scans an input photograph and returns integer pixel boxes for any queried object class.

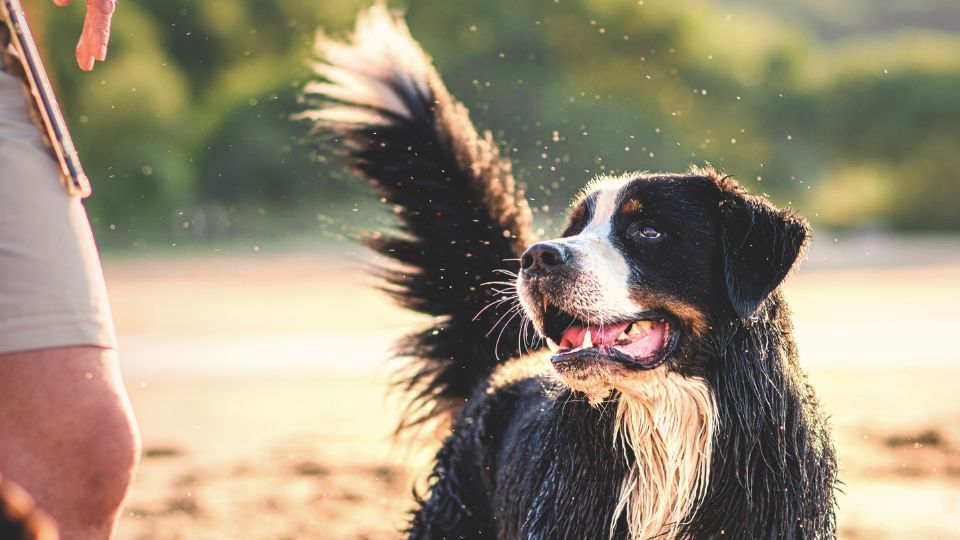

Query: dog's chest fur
[483,360,716,540]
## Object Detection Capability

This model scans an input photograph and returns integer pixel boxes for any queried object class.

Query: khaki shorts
[0,51,116,354]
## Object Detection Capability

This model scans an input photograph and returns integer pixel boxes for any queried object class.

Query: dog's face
[517,170,809,401]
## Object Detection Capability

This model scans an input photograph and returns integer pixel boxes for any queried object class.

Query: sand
[97,247,960,539]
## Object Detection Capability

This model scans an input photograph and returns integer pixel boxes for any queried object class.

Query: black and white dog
[303,6,837,539]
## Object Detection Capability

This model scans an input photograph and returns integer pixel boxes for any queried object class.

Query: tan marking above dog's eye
[621,199,644,214]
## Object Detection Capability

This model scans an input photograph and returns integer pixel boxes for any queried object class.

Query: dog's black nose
[521,242,567,275]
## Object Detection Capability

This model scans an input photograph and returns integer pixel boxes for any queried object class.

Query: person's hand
[52,0,116,71]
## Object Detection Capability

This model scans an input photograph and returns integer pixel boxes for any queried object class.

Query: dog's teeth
[617,332,630,341]
[583,330,593,348]
[546,338,559,352]
[629,321,653,335]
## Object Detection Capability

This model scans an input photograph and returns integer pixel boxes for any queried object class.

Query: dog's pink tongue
[615,321,669,360]
[558,322,629,349]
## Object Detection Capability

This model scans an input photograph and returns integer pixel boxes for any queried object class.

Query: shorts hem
[0,315,118,355]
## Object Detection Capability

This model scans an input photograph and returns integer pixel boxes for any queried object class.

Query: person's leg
[0,347,139,540]
[0,35,139,540]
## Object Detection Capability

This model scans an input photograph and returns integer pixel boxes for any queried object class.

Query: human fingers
[75,0,116,71]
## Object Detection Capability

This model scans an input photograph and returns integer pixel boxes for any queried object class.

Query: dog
[302,5,837,538]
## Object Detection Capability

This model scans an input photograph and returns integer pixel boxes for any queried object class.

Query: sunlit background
[22,0,960,538]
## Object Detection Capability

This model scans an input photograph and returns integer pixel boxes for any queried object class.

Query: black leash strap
[1,0,91,197]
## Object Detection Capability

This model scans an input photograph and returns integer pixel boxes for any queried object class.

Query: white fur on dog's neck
[610,372,717,540]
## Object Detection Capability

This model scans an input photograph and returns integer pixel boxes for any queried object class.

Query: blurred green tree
[22,0,960,247]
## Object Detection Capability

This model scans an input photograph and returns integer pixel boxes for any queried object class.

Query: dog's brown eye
[639,225,661,239]
[628,222,662,240]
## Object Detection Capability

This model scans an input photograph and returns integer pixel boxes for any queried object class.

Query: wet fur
[612,373,716,540]
[304,5,837,539]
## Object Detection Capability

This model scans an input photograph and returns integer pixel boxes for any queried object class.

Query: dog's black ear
[718,191,810,320]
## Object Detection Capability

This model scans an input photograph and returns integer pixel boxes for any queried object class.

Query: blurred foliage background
[23,0,960,249]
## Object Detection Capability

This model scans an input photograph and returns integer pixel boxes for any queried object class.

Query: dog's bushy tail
[302,5,537,430]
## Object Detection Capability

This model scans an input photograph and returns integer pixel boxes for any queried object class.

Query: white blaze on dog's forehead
[554,175,644,321]
[516,174,643,331]
[581,175,633,235]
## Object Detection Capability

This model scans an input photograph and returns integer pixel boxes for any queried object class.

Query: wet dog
[302,6,837,538]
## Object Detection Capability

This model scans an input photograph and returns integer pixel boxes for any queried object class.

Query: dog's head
[517,168,809,401]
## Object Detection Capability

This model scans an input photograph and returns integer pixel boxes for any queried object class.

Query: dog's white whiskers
[492,307,524,359]
[473,294,520,321]
[481,280,519,287]
[510,306,529,357]
[482,304,519,336]
[487,289,518,298]
[474,301,504,318]
[520,313,541,354]
[473,273,521,321]
[517,312,528,355]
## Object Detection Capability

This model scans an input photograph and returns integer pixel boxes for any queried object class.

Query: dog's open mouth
[542,305,678,370]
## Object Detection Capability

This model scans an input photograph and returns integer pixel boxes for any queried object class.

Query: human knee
[0,346,140,528]
[31,348,142,522]
[67,394,141,520]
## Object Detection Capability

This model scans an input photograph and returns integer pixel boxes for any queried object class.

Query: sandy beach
[101,241,960,539]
